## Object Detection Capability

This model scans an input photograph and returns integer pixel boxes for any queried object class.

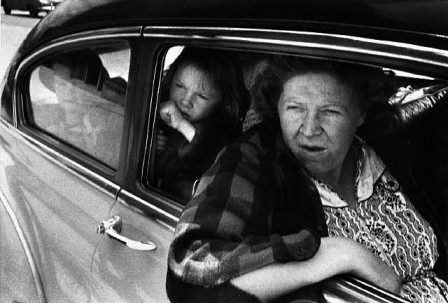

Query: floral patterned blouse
[312,139,448,303]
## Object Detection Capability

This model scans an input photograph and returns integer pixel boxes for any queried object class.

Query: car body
[1,0,61,17]
[1,0,447,302]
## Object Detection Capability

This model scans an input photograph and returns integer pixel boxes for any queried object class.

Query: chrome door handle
[96,215,157,251]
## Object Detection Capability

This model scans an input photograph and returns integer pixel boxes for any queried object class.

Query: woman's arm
[168,138,320,288]
[231,237,402,302]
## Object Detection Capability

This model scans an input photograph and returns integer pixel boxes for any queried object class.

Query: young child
[154,47,250,200]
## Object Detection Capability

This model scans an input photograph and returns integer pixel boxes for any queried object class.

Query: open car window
[147,46,260,204]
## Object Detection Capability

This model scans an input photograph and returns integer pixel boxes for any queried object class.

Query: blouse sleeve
[167,139,321,288]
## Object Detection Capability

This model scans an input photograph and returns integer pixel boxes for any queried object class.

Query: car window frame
[13,27,142,188]
[121,25,448,303]
[129,26,448,218]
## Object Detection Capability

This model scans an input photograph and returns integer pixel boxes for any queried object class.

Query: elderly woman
[166,56,448,303]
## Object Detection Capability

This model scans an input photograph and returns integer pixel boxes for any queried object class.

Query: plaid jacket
[167,120,328,302]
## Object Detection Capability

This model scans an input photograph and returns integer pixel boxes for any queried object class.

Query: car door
[90,32,181,303]
[0,27,141,302]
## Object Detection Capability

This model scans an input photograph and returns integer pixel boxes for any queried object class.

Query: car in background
[1,0,447,302]
[1,0,61,17]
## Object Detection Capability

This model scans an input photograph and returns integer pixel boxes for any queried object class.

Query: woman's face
[278,72,364,178]
[169,63,222,123]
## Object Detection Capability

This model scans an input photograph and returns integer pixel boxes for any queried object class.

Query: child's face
[169,63,222,123]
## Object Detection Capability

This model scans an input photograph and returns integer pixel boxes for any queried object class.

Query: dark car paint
[20,0,448,50]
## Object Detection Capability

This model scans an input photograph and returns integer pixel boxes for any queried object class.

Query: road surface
[1,11,40,80]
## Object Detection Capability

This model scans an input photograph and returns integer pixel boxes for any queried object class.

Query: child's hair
[162,47,250,134]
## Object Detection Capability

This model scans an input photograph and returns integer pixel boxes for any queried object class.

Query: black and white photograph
[1,1,447,302]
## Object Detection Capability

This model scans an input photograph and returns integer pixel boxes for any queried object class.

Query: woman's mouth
[300,144,326,154]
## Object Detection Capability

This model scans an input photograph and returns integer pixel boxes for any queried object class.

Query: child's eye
[175,82,184,89]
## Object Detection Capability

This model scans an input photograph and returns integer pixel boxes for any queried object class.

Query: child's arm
[159,101,196,142]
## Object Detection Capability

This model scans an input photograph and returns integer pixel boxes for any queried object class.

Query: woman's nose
[300,112,321,136]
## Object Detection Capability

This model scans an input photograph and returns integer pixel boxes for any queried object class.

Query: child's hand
[156,129,167,154]
[159,101,185,130]
[159,101,196,142]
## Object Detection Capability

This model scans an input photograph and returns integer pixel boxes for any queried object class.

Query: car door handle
[96,215,157,251]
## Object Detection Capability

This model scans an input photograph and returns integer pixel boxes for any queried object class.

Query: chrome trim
[12,26,141,128]
[16,32,140,73]
[1,121,120,197]
[322,276,410,303]
[0,189,47,303]
[141,49,164,190]
[118,189,179,229]
[96,215,158,251]
[144,26,448,56]
[143,26,448,68]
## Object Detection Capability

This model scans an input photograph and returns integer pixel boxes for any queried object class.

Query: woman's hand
[159,101,196,142]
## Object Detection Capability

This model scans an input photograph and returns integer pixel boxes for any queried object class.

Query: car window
[27,43,130,169]
[146,46,258,204]
[146,46,448,217]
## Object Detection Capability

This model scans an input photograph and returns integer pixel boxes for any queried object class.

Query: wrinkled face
[278,72,364,178]
[169,63,222,123]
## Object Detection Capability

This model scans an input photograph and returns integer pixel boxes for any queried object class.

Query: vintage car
[1,0,447,302]
[1,0,61,17]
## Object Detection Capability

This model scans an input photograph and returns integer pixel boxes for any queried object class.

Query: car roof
[14,0,448,60]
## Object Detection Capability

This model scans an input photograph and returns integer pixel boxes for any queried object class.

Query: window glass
[149,46,256,203]
[148,46,448,211]
[28,43,130,169]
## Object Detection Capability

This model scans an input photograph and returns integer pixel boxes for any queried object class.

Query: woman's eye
[323,109,341,115]
[175,82,184,88]
[286,105,304,112]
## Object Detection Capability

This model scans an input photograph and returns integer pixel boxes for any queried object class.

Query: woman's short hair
[162,47,250,134]
[252,55,393,120]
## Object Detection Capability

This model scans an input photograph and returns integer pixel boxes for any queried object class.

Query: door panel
[0,191,42,303]
[0,124,118,302]
[91,191,174,303]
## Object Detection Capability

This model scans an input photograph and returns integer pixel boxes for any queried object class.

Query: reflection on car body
[1,0,447,302]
